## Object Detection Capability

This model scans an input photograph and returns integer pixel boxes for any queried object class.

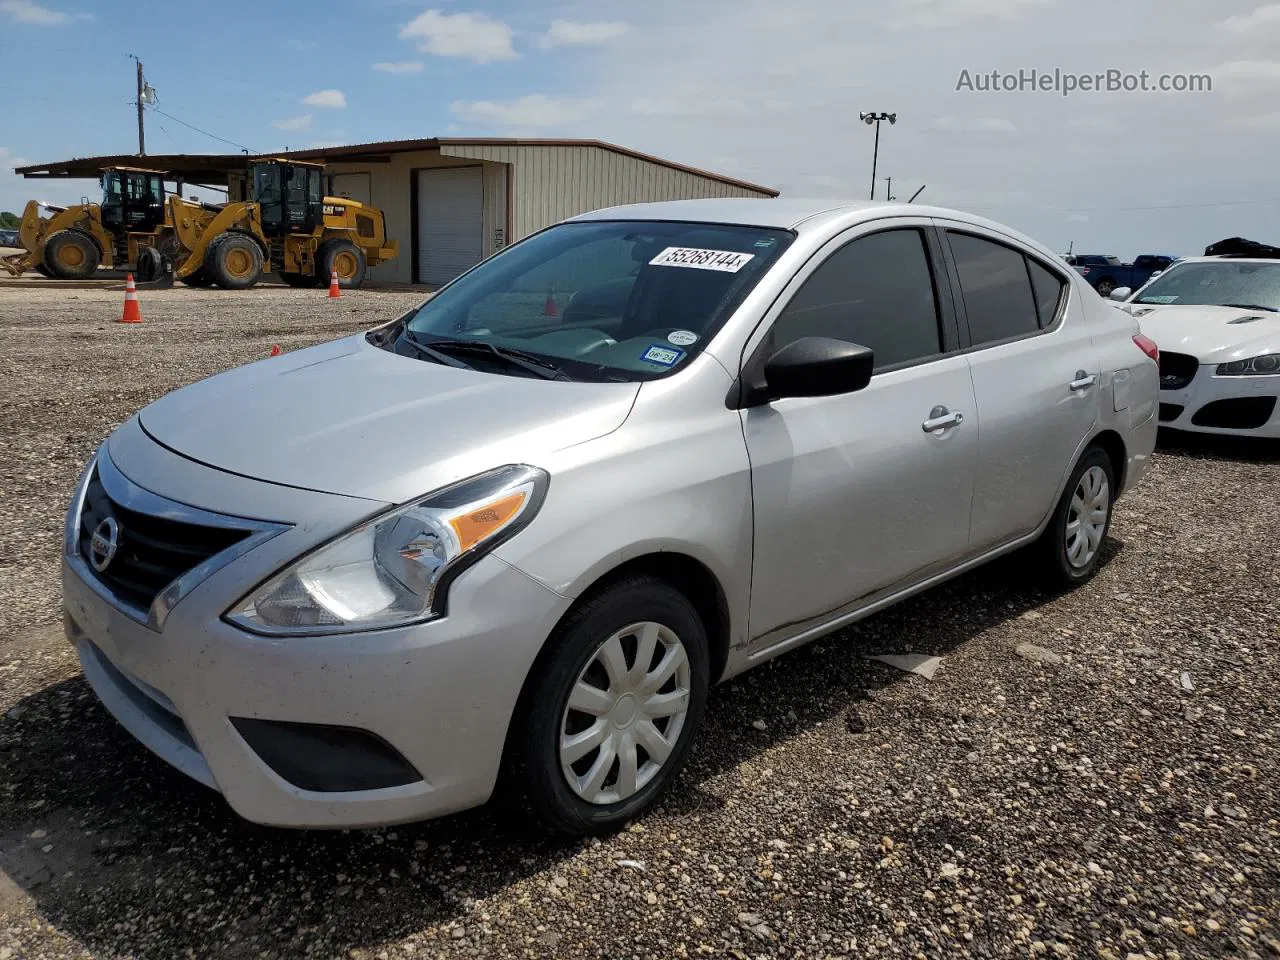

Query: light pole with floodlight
[858,110,896,200]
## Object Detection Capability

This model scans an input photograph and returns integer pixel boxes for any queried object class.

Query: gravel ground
[1,284,1278,959]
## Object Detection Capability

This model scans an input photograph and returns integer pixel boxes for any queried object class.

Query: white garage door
[416,167,484,287]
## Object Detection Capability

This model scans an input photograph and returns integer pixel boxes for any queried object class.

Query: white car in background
[1110,256,1280,436]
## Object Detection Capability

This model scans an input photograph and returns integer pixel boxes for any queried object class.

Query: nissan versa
[63,198,1160,835]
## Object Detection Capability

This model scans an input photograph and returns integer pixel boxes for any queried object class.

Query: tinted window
[948,232,1039,344]
[767,229,942,370]
[1028,259,1066,328]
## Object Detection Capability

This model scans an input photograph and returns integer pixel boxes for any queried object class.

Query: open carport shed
[15,137,778,286]
[272,138,779,286]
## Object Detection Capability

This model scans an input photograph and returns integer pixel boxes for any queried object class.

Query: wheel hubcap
[227,249,251,277]
[1065,465,1109,568]
[335,252,357,279]
[61,245,84,267]
[559,621,691,806]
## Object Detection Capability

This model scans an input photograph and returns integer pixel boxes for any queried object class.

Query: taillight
[1133,334,1159,362]
[1078,266,1091,275]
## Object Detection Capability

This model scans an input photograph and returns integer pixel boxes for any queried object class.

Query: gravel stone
[1,284,1279,958]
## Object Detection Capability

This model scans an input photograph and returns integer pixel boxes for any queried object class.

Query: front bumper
[1158,369,1280,437]
[63,427,572,829]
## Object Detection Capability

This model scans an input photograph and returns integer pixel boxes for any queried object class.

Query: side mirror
[1109,286,1132,301]
[756,337,874,403]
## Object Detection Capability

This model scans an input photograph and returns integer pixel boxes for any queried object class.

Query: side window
[768,228,943,370]
[947,232,1039,345]
[1027,258,1067,328]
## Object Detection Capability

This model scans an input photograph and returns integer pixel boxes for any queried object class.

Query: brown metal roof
[277,138,778,196]
[15,138,778,196]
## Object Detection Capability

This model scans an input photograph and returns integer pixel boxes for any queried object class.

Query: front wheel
[1033,447,1115,588]
[508,577,710,836]
[43,229,101,280]
[207,233,264,290]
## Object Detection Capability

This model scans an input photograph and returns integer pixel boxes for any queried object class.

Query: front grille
[1190,396,1277,430]
[1159,403,1185,422]
[1159,352,1199,390]
[78,468,251,612]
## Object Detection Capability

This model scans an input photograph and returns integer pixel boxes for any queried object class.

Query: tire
[206,233,264,290]
[508,576,710,836]
[279,271,321,288]
[178,267,214,288]
[34,263,52,278]
[135,246,162,283]
[43,230,100,280]
[1095,278,1116,298]
[1033,446,1116,589]
[318,238,367,289]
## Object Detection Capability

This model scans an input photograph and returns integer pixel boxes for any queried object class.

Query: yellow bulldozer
[168,158,399,289]
[1,167,175,281]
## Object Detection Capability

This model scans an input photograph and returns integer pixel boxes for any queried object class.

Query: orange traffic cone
[270,344,282,356]
[118,273,143,324]
[543,283,557,317]
[328,268,341,299]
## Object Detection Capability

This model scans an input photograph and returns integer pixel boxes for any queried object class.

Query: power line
[149,106,254,153]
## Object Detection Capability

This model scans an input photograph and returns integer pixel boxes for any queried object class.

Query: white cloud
[373,60,424,74]
[302,89,346,108]
[272,114,313,132]
[929,116,1018,132]
[450,94,597,128]
[1231,110,1280,126]
[1209,59,1280,86]
[537,20,632,50]
[1067,213,1090,223]
[1218,4,1280,32]
[0,0,70,25]
[399,10,517,63]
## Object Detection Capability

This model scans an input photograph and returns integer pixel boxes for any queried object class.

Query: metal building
[250,138,778,285]
[16,137,778,287]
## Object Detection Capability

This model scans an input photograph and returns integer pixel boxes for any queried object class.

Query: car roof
[1168,256,1280,265]
[565,197,1054,247]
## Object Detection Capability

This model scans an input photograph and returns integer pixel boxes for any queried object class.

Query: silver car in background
[62,198,1159,835]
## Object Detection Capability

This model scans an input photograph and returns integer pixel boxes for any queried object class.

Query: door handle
[1069,371,1097,391]
[922,406,964,432]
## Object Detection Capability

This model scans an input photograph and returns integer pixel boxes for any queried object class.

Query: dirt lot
[1,284,1278,959]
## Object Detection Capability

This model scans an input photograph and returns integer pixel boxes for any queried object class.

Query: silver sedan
[62,198,1159,835]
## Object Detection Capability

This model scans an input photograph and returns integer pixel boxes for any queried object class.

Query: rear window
[403,220,795,382]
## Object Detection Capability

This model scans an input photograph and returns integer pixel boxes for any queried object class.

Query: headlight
[1217,354,1280,376]
[226,464,548,636]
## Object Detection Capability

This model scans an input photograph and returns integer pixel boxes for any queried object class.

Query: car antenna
[907,184,926,203]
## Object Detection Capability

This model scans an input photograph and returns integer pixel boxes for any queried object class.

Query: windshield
[1133,260,1280,311]
[401,219,794,382]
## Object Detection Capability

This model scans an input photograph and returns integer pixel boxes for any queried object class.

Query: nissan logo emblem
[89,517,120,573]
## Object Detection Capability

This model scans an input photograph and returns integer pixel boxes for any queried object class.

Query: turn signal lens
[1133,334,1159,362]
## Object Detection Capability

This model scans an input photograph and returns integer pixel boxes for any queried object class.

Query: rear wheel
[207,233,264,290]
[1033,446,1116,588]
[318,238,367,288]
[1095,278,1116,298]
[507,576,710,836]
[43,230,101,280]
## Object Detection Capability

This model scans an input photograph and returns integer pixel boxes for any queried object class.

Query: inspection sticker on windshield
[649,247,755,273]
[667,330,699,346]
[642,344,684,367]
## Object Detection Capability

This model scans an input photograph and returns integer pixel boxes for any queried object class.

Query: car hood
[138,334,640,503]
[1130,304,1280,362]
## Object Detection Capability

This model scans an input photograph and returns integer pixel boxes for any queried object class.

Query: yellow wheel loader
[169,159,399,290]
[1,168,176,283]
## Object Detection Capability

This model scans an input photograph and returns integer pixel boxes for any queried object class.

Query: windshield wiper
[400,331,475,369]
[423,339,573,381]
[1221,303,1278,313]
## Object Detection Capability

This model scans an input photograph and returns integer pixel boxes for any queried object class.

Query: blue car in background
[1065,253,1177,298]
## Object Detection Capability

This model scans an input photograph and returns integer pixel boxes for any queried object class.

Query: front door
[742,223,979,651]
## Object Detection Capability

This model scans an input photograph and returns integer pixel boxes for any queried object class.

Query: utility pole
[858,111,896,200]
[129,54,145,155]
[885,177,895,201]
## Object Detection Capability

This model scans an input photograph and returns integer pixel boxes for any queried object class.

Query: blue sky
[3,0,1279,258]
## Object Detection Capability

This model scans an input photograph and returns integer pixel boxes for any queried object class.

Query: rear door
[936,221,1099,551]
[741,220,979,650]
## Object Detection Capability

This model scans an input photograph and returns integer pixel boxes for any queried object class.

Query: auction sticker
[641,344,684,367]
[649,247,755,273]
[667,329,699,346]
